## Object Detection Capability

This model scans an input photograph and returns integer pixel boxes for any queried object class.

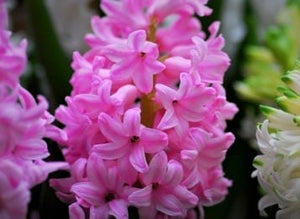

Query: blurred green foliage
[27,0,72,110]
[236,0,300,104]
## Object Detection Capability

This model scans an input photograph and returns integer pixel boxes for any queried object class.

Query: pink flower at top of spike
[101,0,148,34]
[103,30,165,93]
[156,15,202,54]
[169,22,230,84]
[147,0,212,23]
[93,108,168,172]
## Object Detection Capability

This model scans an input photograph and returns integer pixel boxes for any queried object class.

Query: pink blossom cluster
[51,0,238,218]
[0,1,67,218]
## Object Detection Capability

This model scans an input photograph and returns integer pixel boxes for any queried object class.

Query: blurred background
[6,0,300,218]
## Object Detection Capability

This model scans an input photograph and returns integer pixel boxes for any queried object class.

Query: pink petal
[71,182,103,207]
[72,158,87,181]
[15,139,49,160]
[155,83,177,108]
[106,166,119,191]
[44,125,68,142]
[182,166,201,188]
[110,56,137,81]
[112,85,138,110]
[191,36,207,61]
[127,30,146,51]
[177,73,191,99]
[108,199,128,219]
[141,151,167,184]
[145,58,166,74]
[117,157,138,186]
[208,21,221,40]
[103,44,133,63]
[90,205,110,219]
[1,181,29,216]
[156,193,185,217]
[123,108,141,137]
[69,203,85,219]
[132,63,154,93]
[92,142,129,160]
[128,185,152,207]
[181,150,198,162]
[97,80,113,106]
[160,160,183,186]
[87,153,106,186]
[173,185,199,207]
[129,145,148,172]
[101,0,120,16]
[18,86,36,109]
[141,41,159,58]
[28,161,69,186]
[140,127,168,153]
[176,103,204,122]
[98,113,127,143]
[157,109,178,130]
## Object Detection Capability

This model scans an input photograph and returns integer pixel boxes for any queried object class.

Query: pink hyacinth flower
[93,108,168,172]
[129,151,198,217]
[155,73,215,134]
[103,30,165,93]
[70,153,137,219]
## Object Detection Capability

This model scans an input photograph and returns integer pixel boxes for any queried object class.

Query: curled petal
[160,160,183,186]
[140,127,168,153]
[92,142,129,160]
[129,145,148,172]
[123,108,141,137]
[128,185,152,207]
[98,113,127,143]
[109,199,128,219]
[69,203,85,219]
[141,151,168,184]
[71,182,103,207]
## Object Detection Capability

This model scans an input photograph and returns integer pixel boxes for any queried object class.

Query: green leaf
[27,0,72,110]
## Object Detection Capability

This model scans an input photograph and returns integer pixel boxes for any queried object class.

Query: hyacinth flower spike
[51,0,237,218]
[0,1,68,218]
[254,63,300,219]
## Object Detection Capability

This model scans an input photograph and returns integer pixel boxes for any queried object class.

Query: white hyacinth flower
[254,64,300,219]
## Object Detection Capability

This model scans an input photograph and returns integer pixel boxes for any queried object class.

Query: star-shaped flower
[92,108,168,172]
[103,30,165,93]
